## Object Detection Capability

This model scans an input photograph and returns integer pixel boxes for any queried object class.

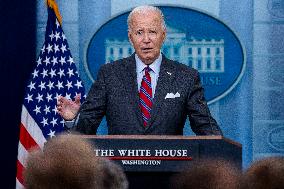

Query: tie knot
[144,66,151,74]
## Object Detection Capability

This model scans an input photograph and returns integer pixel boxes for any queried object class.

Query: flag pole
[45,0,62,25]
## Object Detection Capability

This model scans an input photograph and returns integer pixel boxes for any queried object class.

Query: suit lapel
[118,55,144,128]
[147,55,176,129]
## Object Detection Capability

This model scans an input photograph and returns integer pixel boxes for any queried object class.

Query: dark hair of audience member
[241,156,284,189]
[171,158,241,189]
[24,133,128,189]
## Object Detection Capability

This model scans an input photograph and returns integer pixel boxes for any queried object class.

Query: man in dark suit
[57,5,222,136]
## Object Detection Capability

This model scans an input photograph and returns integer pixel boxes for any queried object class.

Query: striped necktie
[139,66,153,127]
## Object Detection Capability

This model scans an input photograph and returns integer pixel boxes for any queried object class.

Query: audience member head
[241,156,284,189]
[24,133,128,189]
[171,158,241,189]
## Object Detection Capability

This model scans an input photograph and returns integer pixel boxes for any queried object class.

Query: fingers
[57,107,63,116]
[57,97,63,114]
[57,101,64,117]
[74,93,81,105]
[56,95,81,120]
[56,95,82,111]
[57,100,68,119]
[57,96,65,104]
[56,96,66,114]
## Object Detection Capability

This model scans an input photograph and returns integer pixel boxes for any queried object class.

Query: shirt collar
[135,53,162,74]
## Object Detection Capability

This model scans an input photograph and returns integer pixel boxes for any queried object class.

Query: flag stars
[57,69,65,78]
[67,68,74,77]
[40,69,48,78]
[41,117,48,127]
[32,69,39,78]
[33,105,41,115]
[54,44,60,53]
[51,56,58,65]
[35,93,44,103]
[41,45,45,54]
[62,33,66,41]
[52,105,58,115]
[66,80,73,90]
[44,105,51,114]
[61,44,67,53]
[74,80,83,89]
[47,81,54,90]
[46,93,53,102]
[38,81,46,91]
[56,81,64,90]
[49,69,56,78]
[50,118,58,127]
[25,94,33,103]
[46,43,53,53]
[49,31,54,41]
[67,56,74,64]
[43,56,50,65]
[54,93,62,100]
[59,56,66,65]
[65,93,71,100]
[55,20,60,28]
[36,57,42,66]
[27,81,36,91]
[54,31,61,41]
[48,129,56,138]
[60,119,65,127]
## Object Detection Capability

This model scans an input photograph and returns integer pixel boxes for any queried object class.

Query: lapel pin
[167,71,172,75]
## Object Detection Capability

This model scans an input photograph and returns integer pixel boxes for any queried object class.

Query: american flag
[16,6,85,188]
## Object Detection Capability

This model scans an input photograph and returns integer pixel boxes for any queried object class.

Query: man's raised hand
[57,94,81,121]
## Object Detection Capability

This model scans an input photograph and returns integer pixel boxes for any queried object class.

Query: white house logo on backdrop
[85,6,245,104]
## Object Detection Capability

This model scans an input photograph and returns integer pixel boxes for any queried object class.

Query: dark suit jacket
[74,54,222,135]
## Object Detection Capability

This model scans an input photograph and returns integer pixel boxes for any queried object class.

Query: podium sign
[82,135,242,172]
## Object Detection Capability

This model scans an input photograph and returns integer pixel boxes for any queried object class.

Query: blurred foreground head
[24,133,128,189]
[171,159,241,189]
[241,156,284,189]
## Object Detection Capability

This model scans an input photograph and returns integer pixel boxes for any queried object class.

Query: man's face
[128,11,166,65]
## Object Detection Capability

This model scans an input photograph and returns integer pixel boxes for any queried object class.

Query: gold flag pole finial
[46,0,62,25]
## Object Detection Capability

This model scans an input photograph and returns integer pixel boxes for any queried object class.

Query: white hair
[127,5,166,32]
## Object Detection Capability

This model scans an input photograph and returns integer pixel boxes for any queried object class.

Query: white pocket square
[165,92,180,99]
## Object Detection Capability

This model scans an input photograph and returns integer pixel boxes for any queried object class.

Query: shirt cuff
[64,113,80,128]
[65,120,75,128]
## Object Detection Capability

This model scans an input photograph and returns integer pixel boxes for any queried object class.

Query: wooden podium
[82,135,242,189]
